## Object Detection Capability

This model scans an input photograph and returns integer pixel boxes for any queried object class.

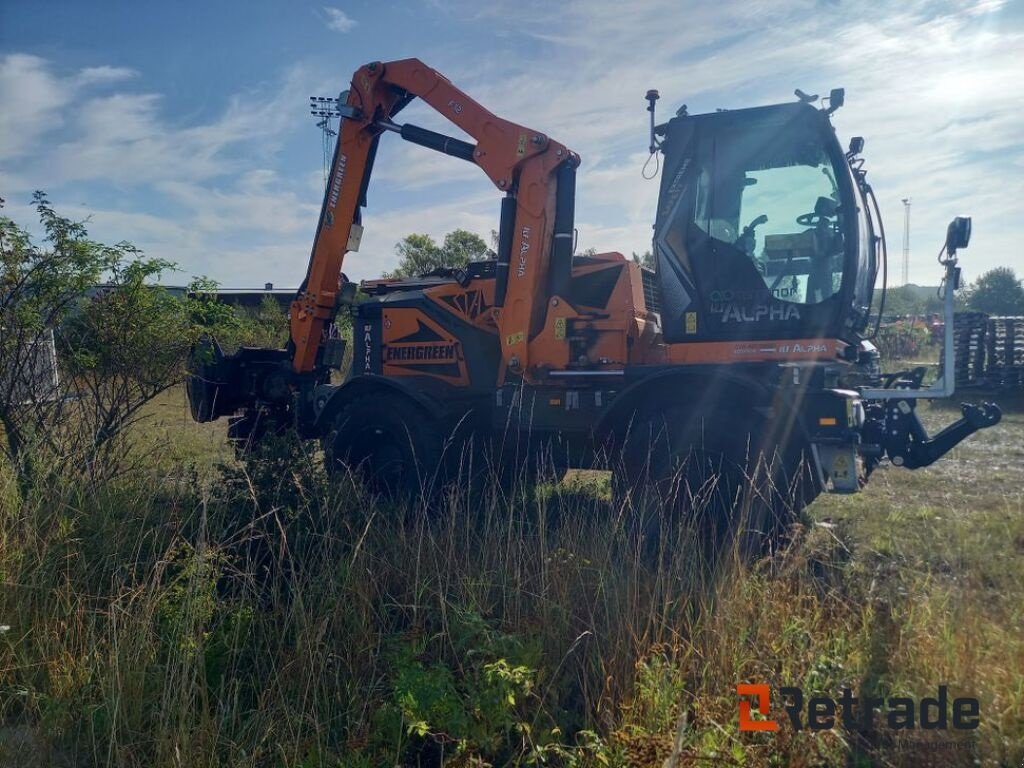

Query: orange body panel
[381,308,470,386]
[424,280,498,333]
[524,252,656,376]
[294,58,843,390]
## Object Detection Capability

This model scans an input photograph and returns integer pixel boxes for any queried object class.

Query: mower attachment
[186,336,292,424]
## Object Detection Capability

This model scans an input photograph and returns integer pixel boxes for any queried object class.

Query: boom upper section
[289,58,579,379]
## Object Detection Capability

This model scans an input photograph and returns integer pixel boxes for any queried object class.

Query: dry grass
[0,390,1021,767]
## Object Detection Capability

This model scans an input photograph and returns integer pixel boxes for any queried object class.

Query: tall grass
[1,410,1021,767]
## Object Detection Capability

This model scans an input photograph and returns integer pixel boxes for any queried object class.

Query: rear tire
[322,392,445,501]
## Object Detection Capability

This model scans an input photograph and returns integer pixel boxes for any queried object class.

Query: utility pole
[901,197,911,286]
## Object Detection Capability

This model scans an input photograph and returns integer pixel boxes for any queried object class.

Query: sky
[1,0,1022,289]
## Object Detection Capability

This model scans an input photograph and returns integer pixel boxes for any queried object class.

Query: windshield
[687,117,845,307]
[653,103,860,343]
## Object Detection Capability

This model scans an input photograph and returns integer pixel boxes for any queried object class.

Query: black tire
[322,391,445,500]
[614,406,819,560]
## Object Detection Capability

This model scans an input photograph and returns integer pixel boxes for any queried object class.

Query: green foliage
[186,275,238,337]
[0,334,1021,768]
[370,610,541,762]
[217,295,291,352]
[387,228,493,278]
[631,251,655,270]
[963,266,1024,315]
[0,193,117,330]
[630,651,687,733]
[874,319,932,361]
[874,284,943,318]
[61,259,192,390]
[0,193,236,490]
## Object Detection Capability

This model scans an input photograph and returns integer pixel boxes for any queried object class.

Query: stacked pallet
[986,316,1024,388]
[942,312,988,387]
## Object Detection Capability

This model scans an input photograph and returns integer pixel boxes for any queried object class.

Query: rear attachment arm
[868,394,1001,469]
[857,216,1001,469]
[860,368,1001,469]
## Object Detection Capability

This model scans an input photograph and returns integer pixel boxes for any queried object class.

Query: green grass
[1,390,1022,767]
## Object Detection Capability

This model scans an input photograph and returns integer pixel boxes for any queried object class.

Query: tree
[0,193,231,492]
[387,229,493,278]
[441,229,493,265]
[964,267,1024,316]
[632,250,655,270]
[878,285,925,317]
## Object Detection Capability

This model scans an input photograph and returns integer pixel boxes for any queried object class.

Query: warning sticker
[685,312,697,334]
[832,454,850,480]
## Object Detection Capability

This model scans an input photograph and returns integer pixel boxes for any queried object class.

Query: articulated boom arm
[289,58,579,377]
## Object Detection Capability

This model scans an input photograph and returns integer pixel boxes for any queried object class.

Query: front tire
[322,392,445,500]
[615,407,818,560]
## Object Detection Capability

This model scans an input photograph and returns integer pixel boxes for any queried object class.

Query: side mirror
[827,88,845,114]
[945,216,972,255]
[848,136,864,156]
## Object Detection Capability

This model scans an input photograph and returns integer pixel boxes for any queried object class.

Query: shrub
[874,320,932,362]
[0,193,231,491]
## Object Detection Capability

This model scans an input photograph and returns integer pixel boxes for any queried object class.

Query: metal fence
[0,328,60,405]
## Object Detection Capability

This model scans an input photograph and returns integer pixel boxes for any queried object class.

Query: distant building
[189,283,295,310]
[89,283,295,310]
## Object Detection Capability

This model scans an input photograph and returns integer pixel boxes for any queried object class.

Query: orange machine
[189,59,999,550]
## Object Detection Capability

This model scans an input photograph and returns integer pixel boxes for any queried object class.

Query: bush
[874,320,932,362]
[0,193,231,491]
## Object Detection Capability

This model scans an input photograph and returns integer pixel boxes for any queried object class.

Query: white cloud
[0,56,142,163]
[73,65,137,86]
[323,7,356,32]
[156,171,320,236]
[1,56,316,188]
[0,54,70,161]
[372,140,483,190]
[3,0,1021,291]
[0,54,331,287]
[419,0,1022,282]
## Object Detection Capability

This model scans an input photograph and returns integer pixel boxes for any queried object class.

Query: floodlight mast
[901,198,911,286]
[310,95,343,187]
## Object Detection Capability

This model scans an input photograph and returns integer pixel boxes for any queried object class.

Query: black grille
[641,267,662,314]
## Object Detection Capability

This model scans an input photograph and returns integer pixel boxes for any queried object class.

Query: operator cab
[651,97,877,343]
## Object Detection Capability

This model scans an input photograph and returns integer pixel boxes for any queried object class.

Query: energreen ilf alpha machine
[189,60,1000,550]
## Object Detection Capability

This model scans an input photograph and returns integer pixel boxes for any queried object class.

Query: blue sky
[2,0,1022,288]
